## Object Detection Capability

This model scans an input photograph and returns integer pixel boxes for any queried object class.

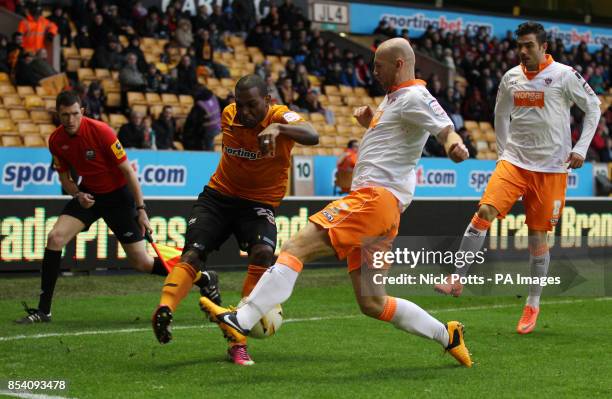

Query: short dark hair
[347,139,358,149]
[56,90,82,111]
[235,74,267,97]
[515,21,547,44]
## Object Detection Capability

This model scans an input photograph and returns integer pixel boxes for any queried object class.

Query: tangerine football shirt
[208,104,304,207]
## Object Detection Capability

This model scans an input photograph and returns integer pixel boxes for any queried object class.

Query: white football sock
[236,263,299,330]
[455,220,488,277]
[526,251,550,308]
[390,298,449,347]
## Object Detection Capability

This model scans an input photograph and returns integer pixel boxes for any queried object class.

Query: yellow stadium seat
[24,95,45,109]
[0,84,16,95]
[106,92,121,107]
[127,92,147,106]
[17,86,35,95]
[161,93,179,105]
[95,69,111,79]
[145,93,162,105]
[0,109,8,119]
[23,134,46,147]
[38,124,56,135]
[0,119,16,132]
[131,104,148,116]
[9,109,29,121]
[77,68,95,82]
[3,95,23,109]
[18,122,39,134]
[2,135,22,147]
[179,95,193,106]
[324,85,339,95]
[30,110,52,123]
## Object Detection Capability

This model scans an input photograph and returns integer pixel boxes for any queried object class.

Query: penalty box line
[1,297,610,343]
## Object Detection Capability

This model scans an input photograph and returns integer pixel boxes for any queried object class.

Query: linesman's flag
[145,232,182,273]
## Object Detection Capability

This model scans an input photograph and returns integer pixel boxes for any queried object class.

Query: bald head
[373,38,416,91]
[376,38,415,67]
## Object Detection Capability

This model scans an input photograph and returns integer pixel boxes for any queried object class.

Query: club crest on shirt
[85,149,96,160]
[544,78,552,86]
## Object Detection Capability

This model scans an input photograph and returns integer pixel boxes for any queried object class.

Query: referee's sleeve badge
[111,139,126,159]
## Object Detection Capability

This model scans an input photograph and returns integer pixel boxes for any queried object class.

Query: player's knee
[249,245,274,266]
[47,229,69,249]
[357,296,385,319]
[181,248,206,270]
[477,204,498,222]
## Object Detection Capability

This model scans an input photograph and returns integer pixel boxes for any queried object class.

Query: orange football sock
[160,262,197,312]
[241,264,268,298]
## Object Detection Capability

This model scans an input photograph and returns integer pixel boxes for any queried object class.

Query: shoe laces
[520,307,535,323]
[232,345,251,362]
[22,301,39,316]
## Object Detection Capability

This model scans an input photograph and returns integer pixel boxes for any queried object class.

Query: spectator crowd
[0,0,609,160]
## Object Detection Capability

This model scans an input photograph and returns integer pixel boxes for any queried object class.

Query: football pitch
[1,268,611,399]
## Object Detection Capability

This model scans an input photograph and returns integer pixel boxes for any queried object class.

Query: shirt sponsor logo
[111,140,126,159]
[85,149,96,160]
[282,112,301,123]
[224,145,262,160]
[513,91,545,108]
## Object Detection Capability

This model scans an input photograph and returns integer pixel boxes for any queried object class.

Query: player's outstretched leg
[517,232,549,334]
[353,270,472,367]
[435,207,496,297]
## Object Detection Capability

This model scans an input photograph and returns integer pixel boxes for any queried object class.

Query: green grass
[1,268,611,399]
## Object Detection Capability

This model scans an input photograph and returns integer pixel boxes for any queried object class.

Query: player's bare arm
[437,125,469,163]
[58,170,95,208]
[258,121,319,156]
[353,105,374,128]
[117,160,152,235]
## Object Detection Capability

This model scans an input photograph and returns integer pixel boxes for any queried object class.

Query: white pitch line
[0,390,74,399]
[1,297,610,343]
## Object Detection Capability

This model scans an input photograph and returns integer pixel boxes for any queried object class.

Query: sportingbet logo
[469,171,493,192]
[381,13,492,35]
[130,160,187,186]
[2,163,59,191]
[415,166,456,187]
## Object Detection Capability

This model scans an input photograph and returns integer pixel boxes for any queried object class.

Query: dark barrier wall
[0,197,610,271]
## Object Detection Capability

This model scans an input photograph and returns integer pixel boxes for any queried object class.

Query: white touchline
[1,297,610,343]
[0,390,75,399]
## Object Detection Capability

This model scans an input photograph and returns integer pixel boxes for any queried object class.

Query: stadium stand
[0,1,609,161]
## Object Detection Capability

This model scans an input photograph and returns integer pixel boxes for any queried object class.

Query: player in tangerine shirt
[152,74,319,365]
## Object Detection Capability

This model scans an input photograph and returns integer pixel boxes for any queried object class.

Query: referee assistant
[16,91,168,324]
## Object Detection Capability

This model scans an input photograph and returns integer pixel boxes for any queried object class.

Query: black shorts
[184,186,277,256]
[61,185,143,244]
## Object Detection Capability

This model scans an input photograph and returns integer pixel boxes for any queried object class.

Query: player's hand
[258,123,281,157]
[353,106,374,128]
[566,152,584,169]
[448,142,469,163]
[76,192,95,209]
[137,210,152,236]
